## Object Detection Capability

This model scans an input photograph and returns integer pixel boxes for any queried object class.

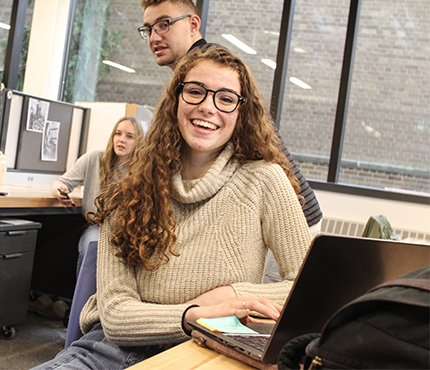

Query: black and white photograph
[41,120,60,161]
[27,98,50,132]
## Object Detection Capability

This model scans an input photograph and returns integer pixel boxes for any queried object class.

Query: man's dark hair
[140,0,198,14]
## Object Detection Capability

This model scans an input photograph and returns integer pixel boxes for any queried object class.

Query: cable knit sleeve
[231,163,312,304]
[50,151,92,196]
[82,221,190,346]
[50,149,103,214]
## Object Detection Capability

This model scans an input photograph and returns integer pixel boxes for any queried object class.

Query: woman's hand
[56,185,75,207]
[187,286,237,307]
[183,294,282,334]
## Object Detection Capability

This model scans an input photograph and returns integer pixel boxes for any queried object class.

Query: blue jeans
[76,226,100,276]
[31,323,166,370]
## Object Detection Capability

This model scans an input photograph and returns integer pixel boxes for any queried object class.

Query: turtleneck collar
[171,143,238,204]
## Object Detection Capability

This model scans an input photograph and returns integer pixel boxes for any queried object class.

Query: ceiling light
[261,59,276,69]
[0,22,11,30]
[361,122,382,138]
[289,77,311,90]
[264,31,280,37]
[102,60,135,73]
[221,34,256,55]
[293,47,306,53]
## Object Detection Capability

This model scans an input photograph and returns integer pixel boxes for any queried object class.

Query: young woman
[35,45,311,369]
[51,116,144,274]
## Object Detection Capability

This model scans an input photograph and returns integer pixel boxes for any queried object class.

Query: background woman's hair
[99,115,145,189]
[92,45,300,270]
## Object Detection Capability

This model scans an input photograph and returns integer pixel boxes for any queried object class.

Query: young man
[139,0,204,68]
[139,0,323,245]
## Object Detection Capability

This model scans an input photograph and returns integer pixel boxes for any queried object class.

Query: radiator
[320,218,430,244]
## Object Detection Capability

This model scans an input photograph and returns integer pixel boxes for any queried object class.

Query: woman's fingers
[236,296,281,321]
[185,294,282,325]
[213,296,281,321]
[56,186,75,207]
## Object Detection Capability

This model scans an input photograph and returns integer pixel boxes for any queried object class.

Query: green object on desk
[197,316,259,334]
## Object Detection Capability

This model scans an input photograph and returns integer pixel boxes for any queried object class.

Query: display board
[15,96,73,173]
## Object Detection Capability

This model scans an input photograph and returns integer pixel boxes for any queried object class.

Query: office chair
[64,241,98,348]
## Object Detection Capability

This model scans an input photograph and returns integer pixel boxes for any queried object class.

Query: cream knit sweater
[80,144,311,346]
[51,149,104,215]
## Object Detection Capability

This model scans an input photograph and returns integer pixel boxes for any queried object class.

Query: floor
[0,311,66,370]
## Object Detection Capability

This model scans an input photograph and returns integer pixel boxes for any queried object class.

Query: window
[2,0,427,200]
[341,0,429,194]
[66,0,172,108]
[279,1,350,182]
[0,1,14,84]
[0,0,33,91]
[205,0,283,109]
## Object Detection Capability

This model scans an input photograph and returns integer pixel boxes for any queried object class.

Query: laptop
[188,234,430,366]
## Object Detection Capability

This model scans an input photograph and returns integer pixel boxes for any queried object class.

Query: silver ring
[243,301,247,310]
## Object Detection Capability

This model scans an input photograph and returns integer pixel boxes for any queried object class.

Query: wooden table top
[0,183,83,208]
[128,340,258,370]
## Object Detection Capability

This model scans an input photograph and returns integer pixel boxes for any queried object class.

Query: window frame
[270,0,428,205]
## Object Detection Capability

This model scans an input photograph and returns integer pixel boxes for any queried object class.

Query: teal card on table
[197,316,259,334]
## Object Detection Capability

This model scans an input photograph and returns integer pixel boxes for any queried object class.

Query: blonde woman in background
[51,116,144,275]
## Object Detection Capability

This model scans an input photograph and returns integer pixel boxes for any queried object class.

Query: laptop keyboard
[233,335,270,352]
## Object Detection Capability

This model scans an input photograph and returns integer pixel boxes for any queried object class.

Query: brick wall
[299,161,429,193]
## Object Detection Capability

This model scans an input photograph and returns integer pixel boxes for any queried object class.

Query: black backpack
[278,266,430,369]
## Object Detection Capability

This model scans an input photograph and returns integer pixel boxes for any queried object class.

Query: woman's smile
[191,119,219,131]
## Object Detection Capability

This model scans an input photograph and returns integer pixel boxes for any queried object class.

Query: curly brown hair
[91,45,300,270]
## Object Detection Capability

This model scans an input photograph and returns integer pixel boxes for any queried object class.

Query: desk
[0,183,82,211]
[129,340,258,370]
[0,184,85,298]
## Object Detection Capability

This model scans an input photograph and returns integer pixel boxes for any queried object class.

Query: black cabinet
[0,219,41,329]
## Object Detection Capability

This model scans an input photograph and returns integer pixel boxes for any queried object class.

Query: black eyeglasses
[138,14,191,40]
[178,82,245,113]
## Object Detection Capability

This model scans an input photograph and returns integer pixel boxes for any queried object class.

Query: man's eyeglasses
[178,82,245,113]
[138,14,191,40]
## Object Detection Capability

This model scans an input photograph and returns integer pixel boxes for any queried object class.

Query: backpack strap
[370,278,430,292]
